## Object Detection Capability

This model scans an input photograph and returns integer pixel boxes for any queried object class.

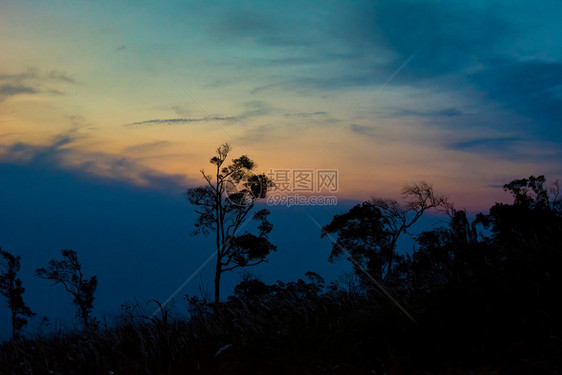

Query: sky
[1,0,562,337]
[2,0,561,208]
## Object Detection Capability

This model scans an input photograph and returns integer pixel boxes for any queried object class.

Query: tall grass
[1,277,561,374]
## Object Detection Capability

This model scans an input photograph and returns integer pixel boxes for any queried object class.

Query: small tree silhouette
[0,248,35,339]
[187,143,276,303]
[322,181,448,281]
[35,249,98,328]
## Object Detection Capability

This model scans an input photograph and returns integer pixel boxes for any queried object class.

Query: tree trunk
[81,307,89,328]
[11,309,17,340]
[385,233,401,280]
[214,259,222,303]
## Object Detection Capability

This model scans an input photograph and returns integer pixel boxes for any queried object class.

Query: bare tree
[187,143,276,303]
[323,181,449,280]
[35,249,97,328]
[371,181,450,275]
[0,248,35,339]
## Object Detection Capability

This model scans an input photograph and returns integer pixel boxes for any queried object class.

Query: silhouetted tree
[3,176,562,373]
[487,175,562,257]
[486,176,562,317]
[404,176,562,352]
[187,143,276,303]
[35,249,98,328]
[503,175,551,209]
[322,181,448,281]
[0,248,35,339]
[232,271,325,304]
[410,208,491,291]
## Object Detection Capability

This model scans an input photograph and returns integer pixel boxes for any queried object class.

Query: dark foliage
[1,175,562,373]
[401,175,562,370]
[35,249,98,329]
[187,143,276,303]
[322,181,449,280]
[0,248,35,340]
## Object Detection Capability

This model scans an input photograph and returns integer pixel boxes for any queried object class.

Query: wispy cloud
[48,70,75,84]
[0,71,38,81]
[469,60,562,133]
[382,107,463,118]
[450,137,523,152]
[0,84,37,97]
[126,101,271,127]
[209,1,509,91]
[0,68,75,101]
[0,131,190,191]
[284,111,328,118]
[210,6,315,47]
[250,83,279,95]
[124,117,236,127]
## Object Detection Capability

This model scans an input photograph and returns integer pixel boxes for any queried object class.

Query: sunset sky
[2,1,561,209]
[1,1,562,337]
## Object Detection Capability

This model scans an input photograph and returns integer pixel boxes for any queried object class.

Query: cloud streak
[0,131,191,192]
[0,68,75,101]
[126,101,271,127]
[284,112,328,118]
[376,107,463,119]
[0,84,38,96]
[450,137,523,152]
[124,117,236,126]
